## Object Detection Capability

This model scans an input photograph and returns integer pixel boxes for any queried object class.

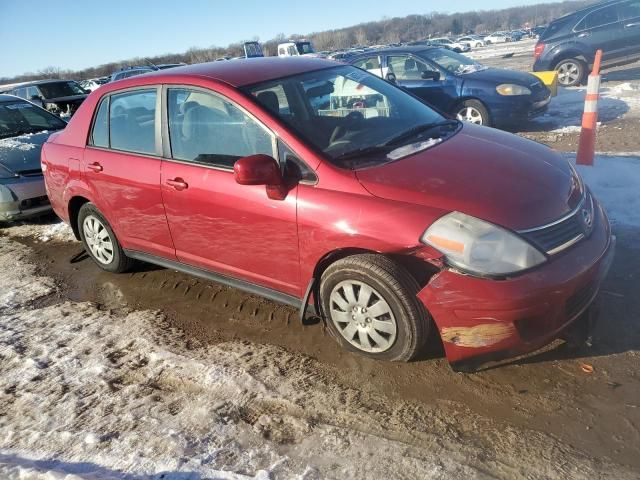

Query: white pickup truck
[277,40,318,57]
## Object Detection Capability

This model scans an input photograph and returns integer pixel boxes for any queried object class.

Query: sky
[1,0,552,78]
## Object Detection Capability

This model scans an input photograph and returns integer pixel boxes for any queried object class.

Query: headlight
[0,164,18,179]
[421,212,546,276]
[496,84,532,96]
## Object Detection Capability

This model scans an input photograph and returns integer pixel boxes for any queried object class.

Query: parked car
[484,33,510,44]
[0,94,67,221]
[429,37,470,53]
[110,66,155,82]
[2,80,88,117]
[277,40,318,57]
[509,30,525,41]
[533,0,640,87]
[457,36,486,48]
[349,46,551,127]
[42,58,614,370]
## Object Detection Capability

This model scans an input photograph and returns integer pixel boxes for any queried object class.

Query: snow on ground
[532,81,640,133]
[0,238,481,479]
[3,220,76,243]
[573,155,640,228]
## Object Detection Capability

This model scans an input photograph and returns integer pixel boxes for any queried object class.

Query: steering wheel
[329,110,365,145]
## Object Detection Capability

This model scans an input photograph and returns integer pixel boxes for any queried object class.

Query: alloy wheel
[83,215,114,265]
[329,280,397,353]
[557,61,581,86]
[457,106,484,124]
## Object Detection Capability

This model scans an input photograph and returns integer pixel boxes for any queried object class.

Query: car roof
[348,45,439,61]
[134,57,340,87]
[0,94,25,103]
[7,79,72,88]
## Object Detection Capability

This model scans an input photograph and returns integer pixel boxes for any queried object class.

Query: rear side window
[620,0,640,19]
[91,97,109,148]
[576,5,620,30]
[109,89,157,155]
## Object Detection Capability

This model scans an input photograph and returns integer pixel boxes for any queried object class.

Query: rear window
[109,89,157,155]
[540,16,575,39]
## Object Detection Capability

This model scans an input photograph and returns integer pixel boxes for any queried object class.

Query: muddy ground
[9,216,639,475]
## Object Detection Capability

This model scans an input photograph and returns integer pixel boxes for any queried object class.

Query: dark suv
[3,80,88,116]
[533,0,640,86]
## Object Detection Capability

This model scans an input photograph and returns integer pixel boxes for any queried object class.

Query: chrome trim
[518,195,585,234]
[546,233,585,255]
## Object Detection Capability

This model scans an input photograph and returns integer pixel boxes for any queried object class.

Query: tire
[454,99,491,127]
[554,58,586,87]
[77,203,134,273]
[319,254,430,362]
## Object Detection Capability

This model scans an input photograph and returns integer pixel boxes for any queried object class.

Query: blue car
[349,46,551,128]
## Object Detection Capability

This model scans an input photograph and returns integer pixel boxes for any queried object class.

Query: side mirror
[421,70,441,81]
[385,72,397,84]
[30,95,43,102]
[234,154,287,200]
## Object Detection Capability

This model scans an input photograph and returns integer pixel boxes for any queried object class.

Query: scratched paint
[441,323,516,348]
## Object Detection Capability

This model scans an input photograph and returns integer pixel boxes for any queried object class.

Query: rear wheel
[555,58,586,87]
[319,254,430,362]
[77,203,133,273]
[455,99,491,127]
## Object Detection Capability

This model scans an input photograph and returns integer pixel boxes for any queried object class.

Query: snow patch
[0,138,37,151]
[4,221,76,243]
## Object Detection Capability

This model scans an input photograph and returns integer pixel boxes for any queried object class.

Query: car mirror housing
[421,71,441,81]
[385,72,397,84]
[234,154,287,200]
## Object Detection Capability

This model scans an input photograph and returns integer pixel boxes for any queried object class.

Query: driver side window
[387,56,435,81]
[167,88,274,169]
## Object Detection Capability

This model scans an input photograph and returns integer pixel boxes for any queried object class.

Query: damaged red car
[41,58,615,370]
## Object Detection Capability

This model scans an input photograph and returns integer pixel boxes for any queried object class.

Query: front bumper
[417,201,615,367]
[0,177,51,221]
[490,93,551,126]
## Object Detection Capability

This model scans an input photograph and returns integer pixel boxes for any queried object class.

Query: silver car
[0,94,66,221]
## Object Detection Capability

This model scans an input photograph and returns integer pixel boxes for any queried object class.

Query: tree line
[1,0,596,84]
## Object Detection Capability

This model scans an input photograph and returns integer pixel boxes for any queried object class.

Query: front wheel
[319,254,430,362]
[555,58,586,87]
[77,203,134,273]
[455,99,491,127]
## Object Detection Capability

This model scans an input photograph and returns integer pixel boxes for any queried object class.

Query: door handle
[625,22,640,28]
[578,32,590,37]
[166,178,188,191]
[87,162,103,172]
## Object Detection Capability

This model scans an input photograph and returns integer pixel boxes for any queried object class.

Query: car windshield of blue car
[422,49,487,75]
[0,101,66,139]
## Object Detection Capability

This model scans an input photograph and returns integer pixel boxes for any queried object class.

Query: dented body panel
[418,202,615,365]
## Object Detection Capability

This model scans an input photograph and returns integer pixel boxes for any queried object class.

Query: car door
[160,86,301,296]
[574,3,625,63]
[83,87,176,259]
[385,54,455,112]
[618,0,640,60]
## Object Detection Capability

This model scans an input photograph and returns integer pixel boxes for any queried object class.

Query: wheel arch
[68,196,91,240]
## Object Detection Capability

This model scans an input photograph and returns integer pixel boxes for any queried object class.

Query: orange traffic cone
[576,49,603,166]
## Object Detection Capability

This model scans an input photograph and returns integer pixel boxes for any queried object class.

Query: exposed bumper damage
[417,203,616,370]
[0,179,51,221]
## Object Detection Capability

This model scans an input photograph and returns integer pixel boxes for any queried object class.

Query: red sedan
[41,57,615,370]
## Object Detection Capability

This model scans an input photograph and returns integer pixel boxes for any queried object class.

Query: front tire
[455,99,491,127]
[555,58,586,87]
[319,254,430,362]
[77,203,133,273]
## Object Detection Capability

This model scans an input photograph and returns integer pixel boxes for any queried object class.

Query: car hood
[462,67,541,87]
[0,131,51,174]
[355,124,583,231]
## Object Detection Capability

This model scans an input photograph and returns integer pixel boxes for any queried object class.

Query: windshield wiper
[332,145,392,162]
[383,120,459,147]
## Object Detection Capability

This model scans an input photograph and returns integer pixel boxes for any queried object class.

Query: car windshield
[296,42,315,54]
[0,101,66,139]
[421,48,487,75]
[37,81,86,99]
[244,65,458,169]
